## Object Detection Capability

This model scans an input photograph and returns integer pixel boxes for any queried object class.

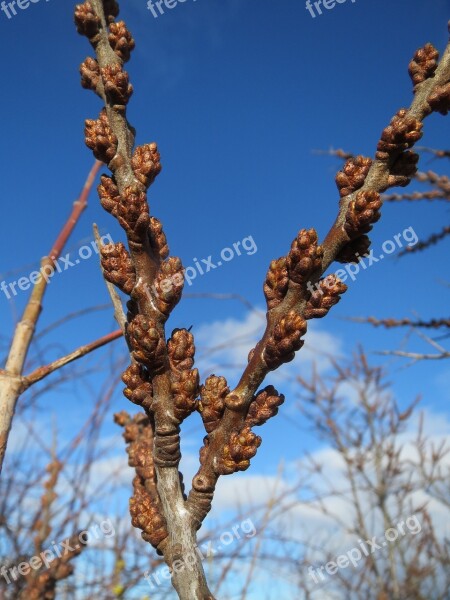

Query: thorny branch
[74,3,450,598]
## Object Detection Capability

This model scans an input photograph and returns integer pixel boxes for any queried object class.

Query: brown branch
[22,329,123,389]
[350,316,450,329]
[186,27,450,526]
[0,160,101,474]
[399,225,450,255]
[75,2,211,597]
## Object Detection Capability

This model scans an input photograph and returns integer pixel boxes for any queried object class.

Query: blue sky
[1,0,449,597]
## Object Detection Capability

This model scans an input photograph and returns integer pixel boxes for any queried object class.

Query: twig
[22,329,123,389]
[0,161,102,474]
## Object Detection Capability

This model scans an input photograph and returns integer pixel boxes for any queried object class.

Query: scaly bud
[108,20,135,62]
[100,242,136,294]
[264,257,289,310]
[376,109,423,160]
[264,311,307,370]
[246,385,284,427]
[132,143,162,188]
[85,109,118,164]
[335,155,372,198]
[304,275,347,319]
[198,375,229,433]
[287,228,323,285]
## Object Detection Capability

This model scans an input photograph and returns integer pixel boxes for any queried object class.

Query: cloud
[194,307,343,389]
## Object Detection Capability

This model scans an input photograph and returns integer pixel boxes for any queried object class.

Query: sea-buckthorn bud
[122,365,153,412]
[304,275,347,319]
[98,175,120,216]
[74,2,100,39]
[408,43,439,88]
[427,83,450,115]
[264,311,307,370]
[264,257,289,310]
[172,369,199,422]
[116,186,150,242]
[387,151,419,188]
[218,427,261,474]
[85,109,118,164]
[128,315,166,373]
[335,155,372,197]
[168,329,195,372]
[101,242,136,294]
[287,228,323,285]
[376,109,423,160]
[246,385,284,427]
[130,477,168,548]
[336,235,371,264]
[344,190,382,237]
[108,21,135,62]
[80,57,101,92]
[154,258,184,316]
[198,375,229,433]
[132,144,162,188]
[101,64,133,106]
[149,217,170,260]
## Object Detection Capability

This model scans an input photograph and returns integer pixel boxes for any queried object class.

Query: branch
[350,316,450,329]
[186,27,450,525]
[0,160,101,474]
[22,329,123,389]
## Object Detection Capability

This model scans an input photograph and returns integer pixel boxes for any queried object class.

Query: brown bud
[344,190,382,237]
[335,155,372,197]
[264,257,289,310]
[130,477,168,548]
[74,2,100,39]
[264,310,307,370]
[246,385,284,427]
[168,329,195,372]
[336,235,371,264]
[98,175,120,216]
[100,242,136,294]
[218,427,261,474]
[408,43,439,88]
[80,57,100,92]
[287,228,323,285]
[116,186,150,242]
[376,109,423,160]
[149,217,170,260]
[108,20,135,62]
[304,275,347,319]
[128,315,166,373]
[101,64,133,106]
[199,375,229,433]
[132,144,162,188]
[172,369,199,422]
[154,258,184,316]
[427,83,450,115]
[85,109,118,164]
[122,365,153,412]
